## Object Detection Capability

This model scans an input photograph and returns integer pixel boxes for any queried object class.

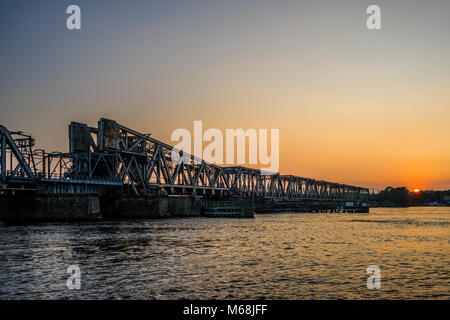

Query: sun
[413,188,420,193]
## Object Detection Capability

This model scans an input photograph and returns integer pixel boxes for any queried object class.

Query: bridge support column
[0,195,101,222]
[1,133,6,183]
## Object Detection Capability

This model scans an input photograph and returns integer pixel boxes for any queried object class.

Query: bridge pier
[100,195,203,219]
[0,194,101,222]
[0,193,369,222]
[255,198,369,213]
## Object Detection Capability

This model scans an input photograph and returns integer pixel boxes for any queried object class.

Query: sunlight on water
[0,207,449,299]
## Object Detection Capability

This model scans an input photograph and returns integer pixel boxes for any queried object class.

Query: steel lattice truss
[1,119,370,201]
[0,126,37,187]
[70,119,369,200]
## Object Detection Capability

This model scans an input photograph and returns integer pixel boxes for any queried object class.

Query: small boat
[202,200,255,218]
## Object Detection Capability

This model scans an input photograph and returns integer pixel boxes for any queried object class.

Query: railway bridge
[1,119,370,219]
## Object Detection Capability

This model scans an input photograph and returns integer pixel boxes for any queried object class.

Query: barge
[202,200,255,218]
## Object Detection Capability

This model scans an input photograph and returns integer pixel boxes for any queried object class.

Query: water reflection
[0,207,449,299]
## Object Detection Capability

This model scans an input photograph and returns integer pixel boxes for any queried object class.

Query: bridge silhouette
[1,118,370,204]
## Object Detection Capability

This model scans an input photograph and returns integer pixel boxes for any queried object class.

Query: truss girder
[1,120,370,201]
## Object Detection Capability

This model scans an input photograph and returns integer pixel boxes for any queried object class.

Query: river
[0,207,448,299]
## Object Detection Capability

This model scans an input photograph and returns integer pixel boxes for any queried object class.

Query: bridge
[1,119,370,205]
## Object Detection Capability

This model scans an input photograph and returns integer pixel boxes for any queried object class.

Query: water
[0,207,449,299]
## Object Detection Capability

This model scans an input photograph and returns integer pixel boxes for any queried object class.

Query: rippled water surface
[0,207,449,299]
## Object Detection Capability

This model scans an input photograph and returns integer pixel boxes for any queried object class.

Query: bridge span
[1,118,369,203]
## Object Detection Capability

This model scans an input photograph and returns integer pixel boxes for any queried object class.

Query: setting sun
[413,189,421,193]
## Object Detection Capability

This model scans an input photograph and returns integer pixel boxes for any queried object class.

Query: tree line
[375,187,450,207]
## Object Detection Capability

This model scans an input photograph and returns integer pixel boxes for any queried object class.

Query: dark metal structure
[1,119,370,202]
[0,126,37,190]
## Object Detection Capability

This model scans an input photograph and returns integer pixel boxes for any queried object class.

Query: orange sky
[1,1,449,191]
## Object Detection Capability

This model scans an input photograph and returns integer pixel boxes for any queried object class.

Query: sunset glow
[1,1,449,191]
[1,0,450,304]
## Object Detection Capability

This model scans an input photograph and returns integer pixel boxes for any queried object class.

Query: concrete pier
[100,196,203,219]
[166,196,203,217]
[0,194,368,222]
[100,197,169,219]
[0,195,101,222]
[0,195,213,222]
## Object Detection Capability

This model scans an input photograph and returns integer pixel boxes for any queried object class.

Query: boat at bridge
[202,200,255,218]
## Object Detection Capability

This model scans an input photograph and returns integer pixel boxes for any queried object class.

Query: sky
[1,0,449,191]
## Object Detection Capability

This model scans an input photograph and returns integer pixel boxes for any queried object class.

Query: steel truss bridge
[1,119,369,201]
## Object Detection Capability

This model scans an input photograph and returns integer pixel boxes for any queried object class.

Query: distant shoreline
[373,205,449,208]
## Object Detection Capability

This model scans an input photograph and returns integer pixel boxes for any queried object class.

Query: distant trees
[376,187,450,207]
[377,187,410,207]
